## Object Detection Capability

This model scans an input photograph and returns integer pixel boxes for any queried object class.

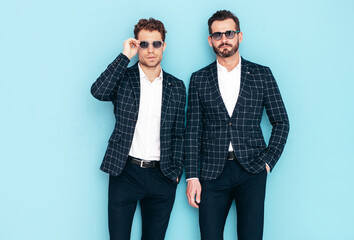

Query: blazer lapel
[160,71,172,127]
[128,63,141,112]
[208,62,229,115]
[232,58,252,117]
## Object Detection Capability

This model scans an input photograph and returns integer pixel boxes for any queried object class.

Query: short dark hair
[134,18,167,42]
[208,10,240,34]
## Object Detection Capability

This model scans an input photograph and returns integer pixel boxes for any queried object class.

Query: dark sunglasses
[210,30,240,40]
[139,41,164,49]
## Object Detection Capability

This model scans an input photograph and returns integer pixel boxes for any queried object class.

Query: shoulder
[188,61,216,88]
[241,57,271,74]
[192,61,216,77]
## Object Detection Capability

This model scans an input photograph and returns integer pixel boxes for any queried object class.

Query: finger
[131,39,140,45]
[129,41,137,48]
[196,190,201,204]
[187,195,193,206]
[188,197,198,208]
[188,193,199,208]
[186,191,192,202]
[187,191,193,203]
[127,39,138,48]
[188,197,194,207]
[191,199,199,208]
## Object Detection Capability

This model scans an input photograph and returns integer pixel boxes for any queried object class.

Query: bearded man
[185,10,289,240]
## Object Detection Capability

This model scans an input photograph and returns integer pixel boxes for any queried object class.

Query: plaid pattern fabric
[91,53,186,182]
[185,58,289,180]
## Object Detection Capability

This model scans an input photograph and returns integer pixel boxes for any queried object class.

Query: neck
[140,64,161,82]
[216,52,240,72]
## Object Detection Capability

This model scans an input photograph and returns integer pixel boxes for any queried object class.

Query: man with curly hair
[91,18,186,240]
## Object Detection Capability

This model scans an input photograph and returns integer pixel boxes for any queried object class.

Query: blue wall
[1,0,354,239]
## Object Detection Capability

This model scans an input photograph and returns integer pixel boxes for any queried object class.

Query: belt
[128,156,160,168]
[227,151,236,161]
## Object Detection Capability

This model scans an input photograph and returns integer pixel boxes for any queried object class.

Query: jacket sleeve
[171,81,186,180]
[91,53,130,101]
[259,68,290,171]
[184,73,202,179]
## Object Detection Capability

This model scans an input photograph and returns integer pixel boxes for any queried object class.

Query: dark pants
[199,160,267,240]
[108,161,177,240]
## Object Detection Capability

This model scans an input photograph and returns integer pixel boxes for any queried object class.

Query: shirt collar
[138,63,163,82]
[217,56,241,74]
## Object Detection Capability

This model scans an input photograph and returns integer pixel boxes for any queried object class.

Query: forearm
[184,76,202,179]
[261,118,290,170]
[91,53,130,101]
[262,67,290,170]
[171,85,186,176]
[184,136,201,179]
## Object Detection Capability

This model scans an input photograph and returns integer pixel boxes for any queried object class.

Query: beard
[212,41,239,58]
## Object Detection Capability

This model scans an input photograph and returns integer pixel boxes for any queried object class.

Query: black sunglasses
[139,41,164,49]
[210,30,240,40]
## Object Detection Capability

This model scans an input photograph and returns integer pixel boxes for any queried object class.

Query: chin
[141,62,158,68]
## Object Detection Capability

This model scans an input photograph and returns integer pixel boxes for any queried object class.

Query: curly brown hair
[134,18,167,42]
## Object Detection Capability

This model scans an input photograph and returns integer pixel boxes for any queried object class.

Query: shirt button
[229,122,232,126]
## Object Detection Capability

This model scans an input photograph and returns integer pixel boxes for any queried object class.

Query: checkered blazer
[91,53,186,182]
[185,58,289,180]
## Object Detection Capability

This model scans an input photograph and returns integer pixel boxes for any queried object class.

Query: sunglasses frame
[139,41,164,49]
[210,30,240,40]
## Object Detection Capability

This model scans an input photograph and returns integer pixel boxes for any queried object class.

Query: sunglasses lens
[225,31,236,39]
[212,32,222,40]
[140,41,149,49]
[153,41,163,48]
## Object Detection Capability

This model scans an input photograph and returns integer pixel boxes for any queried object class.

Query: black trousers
[108,161,177,240]
[199,160,267,240]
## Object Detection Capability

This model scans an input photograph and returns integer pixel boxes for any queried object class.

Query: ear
[162,42,166,52]
[208,36,213,47]
[238,31,243,44]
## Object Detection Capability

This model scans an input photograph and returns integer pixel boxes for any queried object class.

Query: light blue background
[1,0,354,239]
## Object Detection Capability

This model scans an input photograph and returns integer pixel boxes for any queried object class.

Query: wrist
[122,51,133,60]
[186,178,199,182]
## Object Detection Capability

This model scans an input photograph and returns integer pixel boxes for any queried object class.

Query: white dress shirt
[217,57,241,151]
[128,63,163,161]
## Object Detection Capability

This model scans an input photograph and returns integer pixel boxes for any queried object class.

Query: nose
[147,44,154,53]
[221,33,228,42]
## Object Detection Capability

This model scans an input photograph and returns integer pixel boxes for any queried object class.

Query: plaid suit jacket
[185,58,289,180]
[91,53,186,182]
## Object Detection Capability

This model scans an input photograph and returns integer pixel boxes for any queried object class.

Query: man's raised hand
[122,38,139,60]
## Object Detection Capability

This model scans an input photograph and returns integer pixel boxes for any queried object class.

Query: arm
[171,81,186,181]
[90,38,139,101]
[185,74,203,208]
[90,53,130,101]
[184,73,202,179]
[259,68,290,171]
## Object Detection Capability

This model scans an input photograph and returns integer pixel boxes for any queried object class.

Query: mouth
[219,44,231,48]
